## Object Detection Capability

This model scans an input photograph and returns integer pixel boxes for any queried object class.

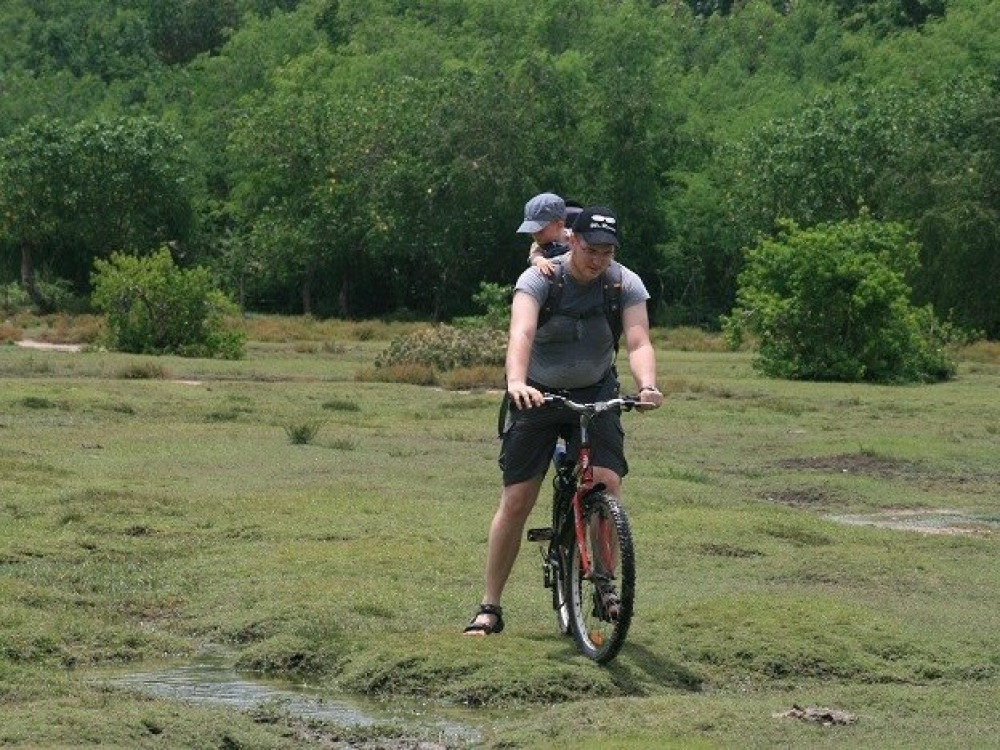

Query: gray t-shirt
[514,255,650,389]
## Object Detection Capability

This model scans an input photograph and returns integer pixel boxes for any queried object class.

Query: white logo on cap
[587,213,617,233]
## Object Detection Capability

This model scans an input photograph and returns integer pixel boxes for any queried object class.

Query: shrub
[722,216,960,383]
[285,420,323,445]
[0,322,21,343]
[2,279,87,315]
[1,282,30,315]
[91,248,246,359]
[35,313,103,344]
[375,324,505,372]
[453,282,512,331]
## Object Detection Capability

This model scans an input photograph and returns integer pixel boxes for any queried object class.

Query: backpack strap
[601,261,624,354]
[536,262,566,331]
[603,262,624,354]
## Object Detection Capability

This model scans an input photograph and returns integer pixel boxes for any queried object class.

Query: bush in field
[91,248,246,359]
[452,282,513,331]
[284,420,323,445]
[722,216,960,383]
[375,324,505,372]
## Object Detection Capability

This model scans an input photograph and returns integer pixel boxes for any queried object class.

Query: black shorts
[498,376,628,486]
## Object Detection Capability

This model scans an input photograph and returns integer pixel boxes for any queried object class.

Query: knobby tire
[550,489,572,635]
[565,490,635,663]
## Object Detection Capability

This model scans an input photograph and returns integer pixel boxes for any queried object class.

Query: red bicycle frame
[568,415,617,581]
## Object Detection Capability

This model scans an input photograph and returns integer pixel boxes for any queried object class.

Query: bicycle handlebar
[542,393,642,414]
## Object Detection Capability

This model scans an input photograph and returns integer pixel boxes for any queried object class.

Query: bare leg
[464,476,543,635]
[591,466,621,496]
[590,467,623,618]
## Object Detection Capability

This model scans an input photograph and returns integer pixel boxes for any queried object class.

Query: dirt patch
[778,452,1000,496]
[15,339,84,352]
[763,487,844,508]
[778,451,910,479]
[829,509,999,536]
[773,705,857,726]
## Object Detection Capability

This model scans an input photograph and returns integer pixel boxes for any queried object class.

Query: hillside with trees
[1,0,997,336]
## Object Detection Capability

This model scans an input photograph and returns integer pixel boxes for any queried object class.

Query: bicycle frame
[545,395,637,586]
[526,393,642,662]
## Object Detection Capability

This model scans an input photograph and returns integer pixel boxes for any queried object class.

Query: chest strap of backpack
[538,263,623,354]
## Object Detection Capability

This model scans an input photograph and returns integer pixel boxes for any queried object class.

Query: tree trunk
[301,259,315,316]
[20,243,53,313]
[338,273,349,318]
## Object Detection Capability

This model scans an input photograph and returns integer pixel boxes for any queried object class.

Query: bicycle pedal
[527,527,554,542]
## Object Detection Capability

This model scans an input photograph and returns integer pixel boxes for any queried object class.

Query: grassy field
[1,318,999,748]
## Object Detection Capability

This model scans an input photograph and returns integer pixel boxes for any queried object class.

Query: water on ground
[107,650,479,745]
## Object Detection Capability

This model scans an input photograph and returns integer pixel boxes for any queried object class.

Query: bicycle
[526,393,640,664]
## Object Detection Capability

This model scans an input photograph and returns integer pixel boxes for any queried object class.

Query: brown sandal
[594,579,620,622]
[462,603,504,635]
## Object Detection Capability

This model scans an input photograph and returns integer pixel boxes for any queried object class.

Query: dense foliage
[723,216,958,382]
[1,0,998,336]
[0,116,192,312]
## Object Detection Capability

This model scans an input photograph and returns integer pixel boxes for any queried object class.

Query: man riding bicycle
[464,204,664,636]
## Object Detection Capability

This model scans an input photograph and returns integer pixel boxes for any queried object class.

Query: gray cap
[517,192,566,233]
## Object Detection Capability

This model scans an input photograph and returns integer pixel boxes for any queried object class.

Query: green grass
[1,322,999,747]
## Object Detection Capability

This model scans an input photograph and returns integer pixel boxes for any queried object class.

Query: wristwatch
[640,385,660,394]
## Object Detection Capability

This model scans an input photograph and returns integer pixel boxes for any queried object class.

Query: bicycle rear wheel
[550,547,571,635]
[550,489,572,636]
[565,491,634,663]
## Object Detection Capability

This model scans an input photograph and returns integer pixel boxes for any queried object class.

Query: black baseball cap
[565,200,584,229]
[573,206,619,247]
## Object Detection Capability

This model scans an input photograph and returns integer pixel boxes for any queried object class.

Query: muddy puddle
[107,651,479,745]
[828,509,1000,535]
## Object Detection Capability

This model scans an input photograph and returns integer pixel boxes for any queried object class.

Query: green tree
[146,0,238,65]
[227,48,365,316]
[229,35,532,319]
[875,78,1000,338]
[0,117,76,310]
[0,0,157,82]
[0,116,193,311]
[5,0,998,329]
[723,215,957,383]
[831,0,946,34]
[726,80,1000,336]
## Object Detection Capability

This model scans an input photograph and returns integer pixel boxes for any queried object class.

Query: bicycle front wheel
[566,491,635,663]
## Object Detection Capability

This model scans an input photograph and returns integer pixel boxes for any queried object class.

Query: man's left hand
[637,387,663,411]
